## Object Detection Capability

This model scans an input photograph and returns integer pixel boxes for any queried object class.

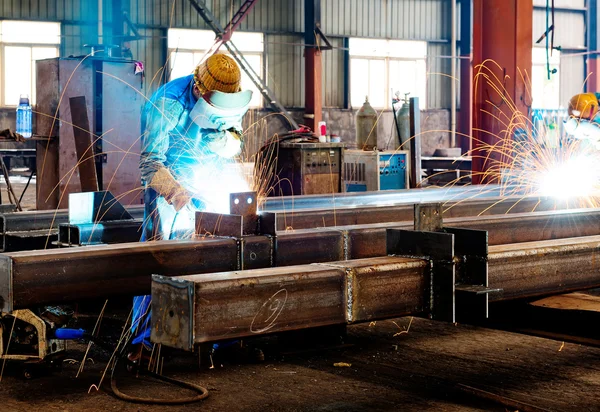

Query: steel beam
[0,205,144,252]
[152,234,600,349]
[270,196,576,231]
[0,239,239,312]
[151,256,428,349]
[4,206,600,312]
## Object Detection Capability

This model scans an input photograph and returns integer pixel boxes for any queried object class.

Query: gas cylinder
[356,96,377,150]
[395,93,411,149]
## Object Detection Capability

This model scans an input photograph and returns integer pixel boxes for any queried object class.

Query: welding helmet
[568,93,599,121]
[190,89,253,131]
[194,54,241,95]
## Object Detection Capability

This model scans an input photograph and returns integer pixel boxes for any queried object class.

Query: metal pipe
[451,0,457,147]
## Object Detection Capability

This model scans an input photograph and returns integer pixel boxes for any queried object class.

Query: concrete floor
[1,317,600,411]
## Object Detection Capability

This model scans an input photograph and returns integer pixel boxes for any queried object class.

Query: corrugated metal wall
[0,0,591,110]
[265,34,304,107]
[323,0,450,41]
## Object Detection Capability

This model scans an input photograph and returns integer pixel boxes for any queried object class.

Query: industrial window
[349,38,427,110]
[168,29,264,108]
[0,20,60,107]
[531,48,561,109]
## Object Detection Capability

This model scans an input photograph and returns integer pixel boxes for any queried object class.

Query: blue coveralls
[132,75,245,346]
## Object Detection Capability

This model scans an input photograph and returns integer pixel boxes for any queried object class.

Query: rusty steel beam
[0,239,239,312]
[489,236,600,302]
[3,207,600,312]
[152,235,600,349]
[151,256,428,349]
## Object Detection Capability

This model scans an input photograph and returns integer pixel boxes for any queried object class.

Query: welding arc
[80,332,209,404]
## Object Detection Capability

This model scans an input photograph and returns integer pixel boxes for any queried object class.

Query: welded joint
[344,268,354,323]
[0,257,13,313]
[386,228,455,322]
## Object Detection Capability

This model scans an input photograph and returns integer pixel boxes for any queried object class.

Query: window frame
[0,20,61,108]
[349,37,428,110]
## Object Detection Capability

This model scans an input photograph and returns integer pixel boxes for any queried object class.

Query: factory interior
[2,0,600,410]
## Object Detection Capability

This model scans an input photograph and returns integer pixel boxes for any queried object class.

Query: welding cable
[54,328,209,405]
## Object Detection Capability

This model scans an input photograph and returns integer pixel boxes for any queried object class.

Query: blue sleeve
[139,97,184,184]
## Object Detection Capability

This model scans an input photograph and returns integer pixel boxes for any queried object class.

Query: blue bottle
[16,94,32,138]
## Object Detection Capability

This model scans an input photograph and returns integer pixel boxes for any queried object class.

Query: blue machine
[344,150,409,192]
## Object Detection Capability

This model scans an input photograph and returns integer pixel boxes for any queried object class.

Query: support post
[409,97,422,188]
[304,0,323,131]
[472,0,532,184]
[111,0,124,56]
[459,0,473,154]
[587,0,599,92]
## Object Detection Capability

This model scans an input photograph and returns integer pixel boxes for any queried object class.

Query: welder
[565,93,600,144]
[131,54,252,355]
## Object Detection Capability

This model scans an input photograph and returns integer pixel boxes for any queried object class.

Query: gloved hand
[205,129,243,158]
[0,129,25,142]
[149,167,191,211]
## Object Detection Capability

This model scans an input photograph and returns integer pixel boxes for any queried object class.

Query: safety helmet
[194,54,241,95]
[568,93,599,120]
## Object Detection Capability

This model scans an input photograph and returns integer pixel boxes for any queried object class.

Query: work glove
[205,128,243,158]
[0,129,25,142]
[149,167,191,212]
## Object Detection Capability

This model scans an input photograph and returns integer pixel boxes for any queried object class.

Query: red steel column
[304,0,322,131]
[472,0,532,184]
[305,47,323,131]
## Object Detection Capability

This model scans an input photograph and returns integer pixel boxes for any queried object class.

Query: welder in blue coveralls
[130,54,252,355]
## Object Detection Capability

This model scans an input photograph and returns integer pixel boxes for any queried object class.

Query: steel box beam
[270,196,575,231]
[151,256,428,349]
[0,239,239,312]
[152,235,600,349]
[4,207,600,311]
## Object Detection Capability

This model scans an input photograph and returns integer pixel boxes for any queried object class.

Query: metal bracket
[68,191,133,224]
[195,192,276,270]
[387,203,503,323]
[386,228,455,322]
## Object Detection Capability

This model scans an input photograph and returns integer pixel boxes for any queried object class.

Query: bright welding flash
[538,156,600,199]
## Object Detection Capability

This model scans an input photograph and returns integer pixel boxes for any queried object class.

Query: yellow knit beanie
[194,54,241,94]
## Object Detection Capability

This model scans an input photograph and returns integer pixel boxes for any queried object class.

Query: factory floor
[1,316,599,411]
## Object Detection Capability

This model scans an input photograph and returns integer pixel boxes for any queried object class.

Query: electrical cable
[56,329,209,404]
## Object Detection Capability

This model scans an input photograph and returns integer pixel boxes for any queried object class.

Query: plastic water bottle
[16,94,32,138]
